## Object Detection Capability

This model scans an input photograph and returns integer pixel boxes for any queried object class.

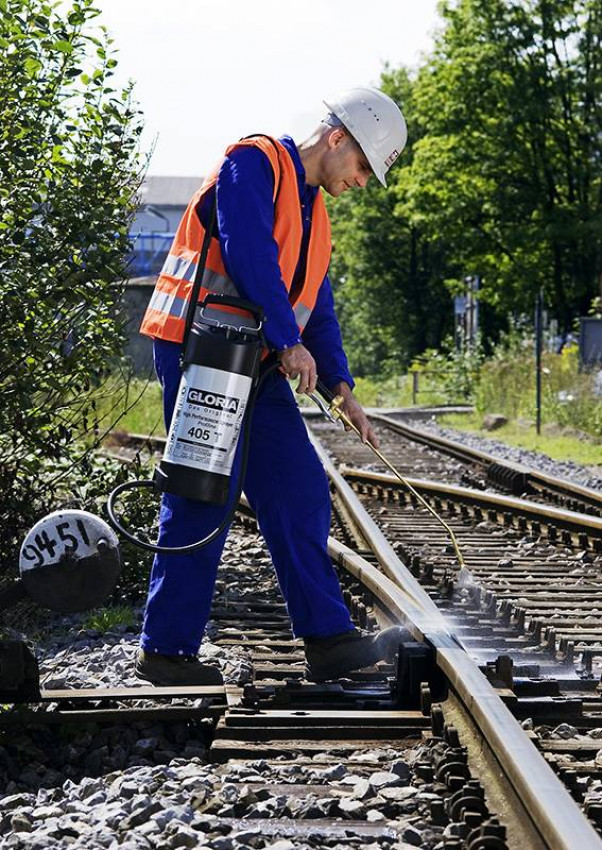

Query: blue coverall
[141,136,355,656]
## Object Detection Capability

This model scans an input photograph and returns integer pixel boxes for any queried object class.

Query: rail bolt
[430,704,445,738]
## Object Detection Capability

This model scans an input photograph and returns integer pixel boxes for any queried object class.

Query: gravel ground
[410,417,602,492]
[0,744,447,850]
[36,628,253,692]
[0,527,462,850]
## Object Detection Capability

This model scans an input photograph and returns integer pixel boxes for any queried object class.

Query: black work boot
[304,626,405,682]
[135,649,223,686]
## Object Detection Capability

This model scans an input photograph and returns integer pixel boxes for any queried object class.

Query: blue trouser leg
[243,372,353,637]
[141,338,353,655]
[141,338,239,655]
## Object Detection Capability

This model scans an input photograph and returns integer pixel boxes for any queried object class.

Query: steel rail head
[342,467,602,536]
[328,536,602,850]
[370,412,602,509]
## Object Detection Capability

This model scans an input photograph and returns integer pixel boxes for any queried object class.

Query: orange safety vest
[139,135,332,344]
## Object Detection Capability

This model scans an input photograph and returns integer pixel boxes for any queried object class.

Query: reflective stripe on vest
[139,135,331,344]
[147,269,236,320]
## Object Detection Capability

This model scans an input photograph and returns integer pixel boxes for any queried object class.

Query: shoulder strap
[182,196,217,351]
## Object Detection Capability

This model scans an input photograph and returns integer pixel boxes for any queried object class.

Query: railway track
[307,417,602,843]
[3,417,602,848]
[309,411,602,517]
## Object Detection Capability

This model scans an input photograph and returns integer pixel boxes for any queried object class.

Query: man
[136,86,408,686]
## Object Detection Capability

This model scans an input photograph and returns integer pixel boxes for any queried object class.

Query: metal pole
[412,371,419,406]
[535,290,543,436]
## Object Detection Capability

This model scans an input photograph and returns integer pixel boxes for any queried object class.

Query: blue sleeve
[215,145,302,351]
[302,274,355,391]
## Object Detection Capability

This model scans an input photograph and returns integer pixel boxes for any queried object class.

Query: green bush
[0,0,143,569]
[474,336,601,438]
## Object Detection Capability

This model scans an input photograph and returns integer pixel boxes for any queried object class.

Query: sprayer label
[187,388,240,413]
[163,365,252,476]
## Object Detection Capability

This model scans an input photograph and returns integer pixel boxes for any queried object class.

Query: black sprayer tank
[153,310,263,505]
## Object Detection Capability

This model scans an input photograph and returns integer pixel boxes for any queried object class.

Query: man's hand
[332,382,380,448]
[278,343,317,394]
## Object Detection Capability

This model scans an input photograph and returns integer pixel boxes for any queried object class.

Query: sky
[97,0,442,177]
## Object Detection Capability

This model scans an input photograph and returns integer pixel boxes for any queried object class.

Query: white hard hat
[323,86,407,187]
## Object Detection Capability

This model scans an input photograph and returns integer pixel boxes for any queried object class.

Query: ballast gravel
[1,528,465,850]
[0,747,442,850]
[35,630,253,692]
[410,417,602,492]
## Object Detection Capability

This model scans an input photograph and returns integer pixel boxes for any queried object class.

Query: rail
[370,412,602,512]
[309,426,602,849]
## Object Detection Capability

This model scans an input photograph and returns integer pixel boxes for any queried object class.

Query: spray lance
[309,380,467,572]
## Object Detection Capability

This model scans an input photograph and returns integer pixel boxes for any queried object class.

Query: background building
[124,176,202,373]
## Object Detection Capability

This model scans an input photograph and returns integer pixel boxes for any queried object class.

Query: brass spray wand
[310,383,466,571]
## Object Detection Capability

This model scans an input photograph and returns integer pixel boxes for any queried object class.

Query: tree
[0,0,143,567]
[328,67,452,376]
[406,0,602,330]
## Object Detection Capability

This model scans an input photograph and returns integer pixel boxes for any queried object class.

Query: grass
[82,604,137,633]
[97,378,166,437]
[97,346,601,473]
[102,374,418,434]
[437,412,602,468]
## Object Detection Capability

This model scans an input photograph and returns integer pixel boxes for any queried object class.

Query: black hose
[106,361,279,554]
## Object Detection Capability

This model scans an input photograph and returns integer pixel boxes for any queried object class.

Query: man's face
[322,130,373,197]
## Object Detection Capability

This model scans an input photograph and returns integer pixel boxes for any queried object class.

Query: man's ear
[327,128,347,150]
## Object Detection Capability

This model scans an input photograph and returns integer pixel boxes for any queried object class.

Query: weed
[82,605,137,633]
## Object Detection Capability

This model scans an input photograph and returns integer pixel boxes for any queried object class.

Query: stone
[390,760,411,782]
[177,764,209,780]
[286,797,323,819]
[219,783,240,803]
[366,809,386,822]
[135,737,160,756]
[0,794,35,810]
[351,778,374,799]
[110,778,141,799]
[550,723,578,739]
[189,788,209,809]
[138,822,162,840]
[401,824,423,846]
[338,797,365,816]
[368,771,403,788]
[153,808,191,830]
[168,828,200,849]
[209,839,235,850]
[379,786,420,802]
[481,414,508,431]
[321,764,347,781]
[121,801,163,829]
[10,812,33,833]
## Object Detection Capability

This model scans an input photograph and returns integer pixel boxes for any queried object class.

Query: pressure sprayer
[308,381,466,571]
[103,186,291,554]
[105,291,278,553]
